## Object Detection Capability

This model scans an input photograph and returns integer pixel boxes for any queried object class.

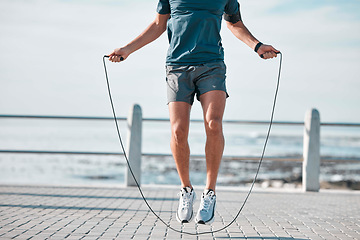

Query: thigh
[199,90,226,124]
[168,101,192,133]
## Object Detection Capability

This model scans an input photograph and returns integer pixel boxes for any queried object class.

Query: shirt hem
[165,59,225,66]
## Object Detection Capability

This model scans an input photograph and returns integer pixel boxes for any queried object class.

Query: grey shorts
[165,61,228,105]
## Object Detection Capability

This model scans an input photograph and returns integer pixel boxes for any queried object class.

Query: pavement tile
[1,185,359,239]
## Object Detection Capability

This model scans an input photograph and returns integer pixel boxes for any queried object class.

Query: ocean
[0,118,359,187]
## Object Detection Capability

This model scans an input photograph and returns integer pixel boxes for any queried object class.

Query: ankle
[181,185,193,190]
[204,188,215,195]
[181,184,193,189]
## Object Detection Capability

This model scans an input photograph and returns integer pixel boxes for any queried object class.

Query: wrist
[254,42,263,53]
[122,45,130,53]
[120,46,132,57]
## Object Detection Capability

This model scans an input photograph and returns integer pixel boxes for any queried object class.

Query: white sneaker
[195,189,216,225]
[176,187,196,223]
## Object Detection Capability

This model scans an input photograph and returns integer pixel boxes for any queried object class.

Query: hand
[257,44,280,59]
[108,47,130,62]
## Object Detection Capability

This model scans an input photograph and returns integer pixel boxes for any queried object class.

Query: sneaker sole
[195,201,216,225]
[195,215,215,225]
[176,210,194,224]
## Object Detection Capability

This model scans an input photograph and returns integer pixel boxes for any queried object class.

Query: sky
[0,0,359,123]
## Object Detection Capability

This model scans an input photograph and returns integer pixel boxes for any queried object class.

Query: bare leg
[199,90,226,192]
[168,102,192,188]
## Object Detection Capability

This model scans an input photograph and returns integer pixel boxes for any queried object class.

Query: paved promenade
[0,184,359,240]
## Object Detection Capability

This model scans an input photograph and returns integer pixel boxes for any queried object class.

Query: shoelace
[200,194,214,212]
[179,191,192,209]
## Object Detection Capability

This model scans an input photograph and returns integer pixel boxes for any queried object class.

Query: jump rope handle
[104,55,124,61]
[260,51,281,59]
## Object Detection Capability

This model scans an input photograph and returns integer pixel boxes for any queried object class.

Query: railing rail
[1,114,360,126]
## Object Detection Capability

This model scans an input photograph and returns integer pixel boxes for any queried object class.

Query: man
[108,0,279,225]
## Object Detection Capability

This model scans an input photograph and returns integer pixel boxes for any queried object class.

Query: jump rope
[102,52,282,235]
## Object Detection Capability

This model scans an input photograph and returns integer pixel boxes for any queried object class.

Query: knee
[171,125,188,143]
[205,119,223,135]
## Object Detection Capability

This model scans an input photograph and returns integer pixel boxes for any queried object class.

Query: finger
[261,52,269,59]
[261,52,276,59]
[273,49,280,54]
[108,54,125,62]
[270,46,280,54]
[270,52,277,58]
[269,51,277,58]
[111,56,119,62]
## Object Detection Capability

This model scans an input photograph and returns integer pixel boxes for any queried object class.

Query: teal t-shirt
[157,0,239,65]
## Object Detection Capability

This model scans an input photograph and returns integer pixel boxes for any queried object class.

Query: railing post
[303,108,320,192]
[125,104,142,187]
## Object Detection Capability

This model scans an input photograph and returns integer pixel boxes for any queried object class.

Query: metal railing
[1,113,359,126]
[1,108,360,191]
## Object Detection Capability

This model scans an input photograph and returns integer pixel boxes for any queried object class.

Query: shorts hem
[196,89,229,101]
[167,100,194,105]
